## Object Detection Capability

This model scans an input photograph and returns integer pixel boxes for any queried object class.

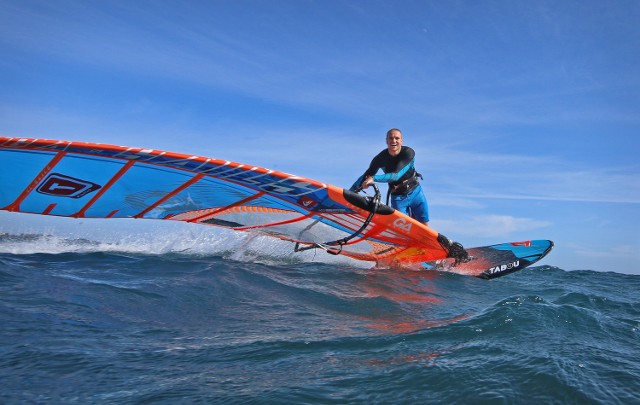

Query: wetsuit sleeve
[349,150,386,191]
[349,174,366,191]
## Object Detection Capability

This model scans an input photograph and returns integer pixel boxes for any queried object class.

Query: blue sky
[1,0,638,273]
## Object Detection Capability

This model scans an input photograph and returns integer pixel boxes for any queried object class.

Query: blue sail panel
[0,150,56,209]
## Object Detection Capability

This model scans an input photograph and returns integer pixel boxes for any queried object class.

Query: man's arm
[349,174,367,191]
[349,151,386,191]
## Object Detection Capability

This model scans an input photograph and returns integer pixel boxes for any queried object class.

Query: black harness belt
[390,176,420,196]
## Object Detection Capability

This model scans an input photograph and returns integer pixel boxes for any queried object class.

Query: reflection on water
[358,268,470,334]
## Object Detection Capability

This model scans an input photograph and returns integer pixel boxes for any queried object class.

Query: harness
[387,172,423,204]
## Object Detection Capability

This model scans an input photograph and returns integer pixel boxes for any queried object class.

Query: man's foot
[447,241,471,265]
[437,234,471,265]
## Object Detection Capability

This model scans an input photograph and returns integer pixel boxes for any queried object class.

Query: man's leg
[390,193,410,216]
[407,185,429,224]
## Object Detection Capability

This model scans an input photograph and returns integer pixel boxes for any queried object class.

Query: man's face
[386,130,402,156]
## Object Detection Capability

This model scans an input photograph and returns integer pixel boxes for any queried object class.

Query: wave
[1,239,639,403]
[0,230,366,268]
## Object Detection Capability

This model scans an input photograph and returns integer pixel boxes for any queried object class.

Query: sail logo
[298,196,318,210]
[205,165,324,197]
[488,260,520,275]
[37,173,101,198]
[393,217,412,232]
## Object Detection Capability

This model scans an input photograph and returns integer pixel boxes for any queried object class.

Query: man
[350,128,469,263]
[350,128,429,224]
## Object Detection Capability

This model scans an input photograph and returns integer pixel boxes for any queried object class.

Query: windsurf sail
[0,137,553,277]
[0,137,451,263]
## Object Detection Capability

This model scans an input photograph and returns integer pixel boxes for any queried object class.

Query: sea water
[0,233,638,404]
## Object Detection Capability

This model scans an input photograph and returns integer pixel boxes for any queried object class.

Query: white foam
[0,211,367,267]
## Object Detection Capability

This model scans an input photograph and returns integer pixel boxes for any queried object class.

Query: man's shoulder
[401,146,415,155]
[373,148,389,159]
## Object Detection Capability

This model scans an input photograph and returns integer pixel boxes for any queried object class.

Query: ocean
[1,233,638,404]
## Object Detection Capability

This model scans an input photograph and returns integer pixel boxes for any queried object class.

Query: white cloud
[431,214,552,238]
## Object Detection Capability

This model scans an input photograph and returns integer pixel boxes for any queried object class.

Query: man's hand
[360,176,374,189]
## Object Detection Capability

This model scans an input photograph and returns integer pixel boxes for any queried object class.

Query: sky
[0,0,638,274]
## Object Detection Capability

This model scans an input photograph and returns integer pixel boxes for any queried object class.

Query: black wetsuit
[350,146,417,192]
